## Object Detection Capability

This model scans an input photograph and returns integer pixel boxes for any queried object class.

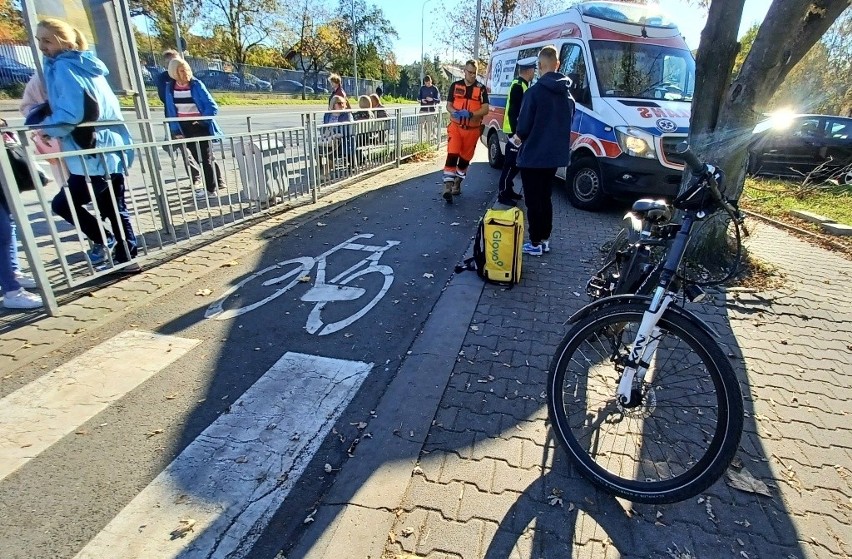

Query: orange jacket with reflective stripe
[448,79,488,128]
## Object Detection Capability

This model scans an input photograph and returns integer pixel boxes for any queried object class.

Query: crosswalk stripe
[74,352,373,559]
[0,330,200,483]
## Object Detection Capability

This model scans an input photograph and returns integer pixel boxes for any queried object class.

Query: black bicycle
[547,144,746,504]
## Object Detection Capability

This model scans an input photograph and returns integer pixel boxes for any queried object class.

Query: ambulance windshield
[590,40,695,102]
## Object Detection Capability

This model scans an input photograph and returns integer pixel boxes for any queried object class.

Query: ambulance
[482,1,695,210]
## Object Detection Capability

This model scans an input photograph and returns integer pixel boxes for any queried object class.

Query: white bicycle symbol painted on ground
[205,234,400,335]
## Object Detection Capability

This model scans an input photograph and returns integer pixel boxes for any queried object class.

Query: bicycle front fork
[615,292,674,405]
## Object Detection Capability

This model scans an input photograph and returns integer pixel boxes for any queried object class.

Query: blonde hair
[37,18,88,51]
[538,45,558,65]
[328,73,341,87]
[329,95,346,110]
[357,95,371,109]
[168,58,193,81]
[369,93,383,108]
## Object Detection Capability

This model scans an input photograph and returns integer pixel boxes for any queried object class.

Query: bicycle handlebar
[675,141,741,220]
[676,141,706,175]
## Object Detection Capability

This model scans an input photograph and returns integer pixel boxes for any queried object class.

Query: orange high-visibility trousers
[445,122,480,164]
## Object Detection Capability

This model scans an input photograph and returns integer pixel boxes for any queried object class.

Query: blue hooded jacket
[516,71,575,169]
[164,79,223,138]
[39,50,134,177]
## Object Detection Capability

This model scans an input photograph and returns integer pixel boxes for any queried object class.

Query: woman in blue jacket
[35,18,137,266]
[164,59,225,200]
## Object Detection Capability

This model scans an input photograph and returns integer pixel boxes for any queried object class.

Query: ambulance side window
[559,43,591,107]
[517,47,541,82]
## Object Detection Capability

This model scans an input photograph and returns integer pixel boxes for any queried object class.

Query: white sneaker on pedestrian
[13,272,37,288]
[3,288,43,309]
[194,188,208,200]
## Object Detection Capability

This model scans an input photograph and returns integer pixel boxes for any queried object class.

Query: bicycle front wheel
[547,303,743,504]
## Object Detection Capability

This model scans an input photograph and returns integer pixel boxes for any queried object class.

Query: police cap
[517,57,537,71]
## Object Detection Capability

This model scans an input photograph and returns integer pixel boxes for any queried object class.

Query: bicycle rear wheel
[547,303,743,503]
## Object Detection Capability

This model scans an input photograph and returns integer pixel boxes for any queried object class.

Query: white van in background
[482,1,695,210]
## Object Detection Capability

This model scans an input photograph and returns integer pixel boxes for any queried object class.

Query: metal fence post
[305,113,319,203]
[395,108,403,168]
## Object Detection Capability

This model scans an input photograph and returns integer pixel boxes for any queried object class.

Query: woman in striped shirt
[164,59,224,200]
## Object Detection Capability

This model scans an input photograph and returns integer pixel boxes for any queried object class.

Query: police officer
[497,57,536,206]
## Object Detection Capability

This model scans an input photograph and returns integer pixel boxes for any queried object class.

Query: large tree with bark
[690,0,850,199]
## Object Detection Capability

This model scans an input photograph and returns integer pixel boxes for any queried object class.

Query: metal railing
[0,107,444,316]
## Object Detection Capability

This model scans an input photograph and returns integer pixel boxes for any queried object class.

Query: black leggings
[181,121,222,193]
[51,173,137,261]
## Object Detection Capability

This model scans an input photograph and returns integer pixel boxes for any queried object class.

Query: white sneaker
[194,188,208,200]
[13,272,37,288]
[3,288,42,309]
[542,239,551,253]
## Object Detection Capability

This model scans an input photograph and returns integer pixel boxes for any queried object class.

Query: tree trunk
[689,0,851,200]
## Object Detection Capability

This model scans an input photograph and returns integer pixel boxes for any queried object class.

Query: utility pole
[171,0,183,53]
[420,0,434,85]
[352,0,358,95]
[472,0,482,63]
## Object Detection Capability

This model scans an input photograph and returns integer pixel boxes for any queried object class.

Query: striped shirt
[173,84,201,117]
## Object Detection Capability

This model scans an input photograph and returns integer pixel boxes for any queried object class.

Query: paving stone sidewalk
[381,193,851,559]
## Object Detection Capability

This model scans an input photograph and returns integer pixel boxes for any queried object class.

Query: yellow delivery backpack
[466,206,524,286]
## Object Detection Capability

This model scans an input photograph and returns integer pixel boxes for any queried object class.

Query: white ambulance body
[482,1,695,210]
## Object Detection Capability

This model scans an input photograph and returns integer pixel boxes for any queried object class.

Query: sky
[374,0,774,65]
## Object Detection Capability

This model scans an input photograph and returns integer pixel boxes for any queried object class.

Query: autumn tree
[330,0,398,80]
[435,0,567,64]
[202,0,288,71]
[0,0,25,42]
[129,0,203,53]
[286,0,342,98]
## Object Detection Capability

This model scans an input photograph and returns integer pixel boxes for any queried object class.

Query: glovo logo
[490,230,504,267]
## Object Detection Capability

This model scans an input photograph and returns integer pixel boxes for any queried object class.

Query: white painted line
[74,352,373,559]
[0,330,200,483]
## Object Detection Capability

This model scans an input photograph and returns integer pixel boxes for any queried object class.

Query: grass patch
[741,176,852,226]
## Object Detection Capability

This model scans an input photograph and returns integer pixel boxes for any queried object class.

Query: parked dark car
[748,114,852,184]
[0,55,34,87]
[196,69,234,90]
[244,73,272,92]
[272,79,314,94]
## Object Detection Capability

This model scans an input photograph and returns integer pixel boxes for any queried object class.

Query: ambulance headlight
[615,127,657,159]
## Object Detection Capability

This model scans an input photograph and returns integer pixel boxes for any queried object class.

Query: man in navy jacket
[515,45,575,256]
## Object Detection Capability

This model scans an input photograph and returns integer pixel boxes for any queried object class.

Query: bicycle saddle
[631,199,672,224]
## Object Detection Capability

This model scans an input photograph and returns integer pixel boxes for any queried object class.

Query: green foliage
[733,23,759,78]
[328,0,398,79]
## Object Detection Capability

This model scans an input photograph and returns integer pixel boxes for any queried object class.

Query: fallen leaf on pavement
[316,222,326,227]
[303,509,317,524]
[195,289,212,296]
[423,273,434,278]
[145,429,164,438]
[401,527,414,537]
[169,519,196,539]
[298,276,311,283]
[726,468,772,497]
[221,261,238,267]
[235,455,248,464]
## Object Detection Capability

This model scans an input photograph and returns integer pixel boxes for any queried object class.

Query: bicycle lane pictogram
[204,233,401,336]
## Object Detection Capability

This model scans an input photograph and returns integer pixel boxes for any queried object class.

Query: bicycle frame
[615,211,699,405]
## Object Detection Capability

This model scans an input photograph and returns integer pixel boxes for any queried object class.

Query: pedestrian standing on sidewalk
[35,18,138,267]
[496,57,536,206]
[156,49,201,188]
[442,60,489,203]
[164,58,225,201]
[515,45,574,257]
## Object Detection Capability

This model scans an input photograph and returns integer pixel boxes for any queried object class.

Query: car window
[793,118,822,138]
[827,119,851,140]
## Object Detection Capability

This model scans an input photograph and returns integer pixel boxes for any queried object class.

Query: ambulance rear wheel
[567,157,607,211]
[488,133,504,169]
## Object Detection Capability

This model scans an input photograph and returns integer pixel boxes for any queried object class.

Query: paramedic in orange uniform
[442,59,490,203]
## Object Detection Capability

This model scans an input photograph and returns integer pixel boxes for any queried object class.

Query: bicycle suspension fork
[615,214,696,405]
